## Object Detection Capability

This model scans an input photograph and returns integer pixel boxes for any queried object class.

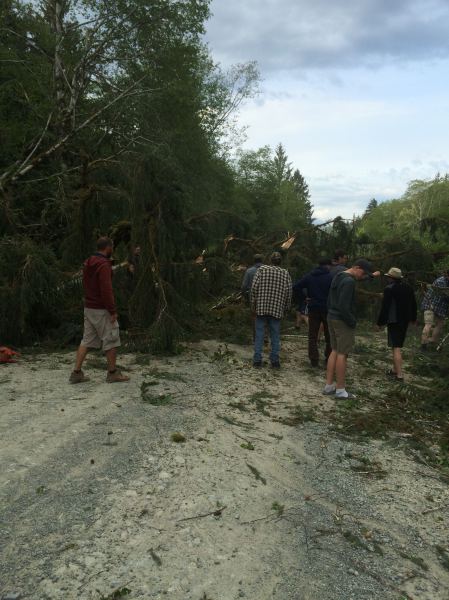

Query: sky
[204,0,449,219]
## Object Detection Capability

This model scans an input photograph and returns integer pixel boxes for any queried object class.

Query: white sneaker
[335,390,356,399]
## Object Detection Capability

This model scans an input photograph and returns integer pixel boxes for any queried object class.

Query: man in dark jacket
[330,249,349,278]
[241,254,263,302]
[324,258,375,399]
[70,237,130,384]
[377,267,417,381]
[293,258,332,367]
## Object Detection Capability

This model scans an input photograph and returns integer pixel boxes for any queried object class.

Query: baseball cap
[353,258,374,277]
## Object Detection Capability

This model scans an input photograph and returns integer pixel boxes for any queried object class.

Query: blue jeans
[253,316,281,364]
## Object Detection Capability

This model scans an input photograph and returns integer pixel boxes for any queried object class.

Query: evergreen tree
[363,198,378,217]
[291,169,313,226]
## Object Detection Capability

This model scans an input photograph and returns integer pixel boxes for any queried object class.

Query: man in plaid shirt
[421,268,449,349]
[250,252,292,368]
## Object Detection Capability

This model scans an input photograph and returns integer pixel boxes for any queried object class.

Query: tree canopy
[1,1,448,349]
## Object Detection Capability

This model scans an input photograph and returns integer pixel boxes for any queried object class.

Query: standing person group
[244,249,441,395]
[70,238,448,392]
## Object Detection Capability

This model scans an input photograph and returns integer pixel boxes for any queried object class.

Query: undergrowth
[333,337,449,474]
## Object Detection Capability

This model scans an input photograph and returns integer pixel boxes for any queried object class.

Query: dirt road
[1,338,448,600]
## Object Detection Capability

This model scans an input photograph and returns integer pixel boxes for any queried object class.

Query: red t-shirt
[83,254,116,314]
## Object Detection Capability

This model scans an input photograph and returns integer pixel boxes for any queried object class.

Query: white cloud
[206,0,449,72]
[205,1,449,219]
[233,67,449,218]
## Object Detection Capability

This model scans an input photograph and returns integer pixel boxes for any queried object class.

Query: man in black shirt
[377,267,417,381]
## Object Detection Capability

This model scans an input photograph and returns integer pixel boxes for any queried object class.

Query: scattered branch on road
[176,506,227,523]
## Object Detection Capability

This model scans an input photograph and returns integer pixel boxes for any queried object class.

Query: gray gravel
[1,340,448,600]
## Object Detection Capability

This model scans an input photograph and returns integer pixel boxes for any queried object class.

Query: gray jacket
[327,271,357,328]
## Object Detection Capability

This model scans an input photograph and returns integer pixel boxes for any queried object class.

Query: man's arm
[250,270,260,310]
[241,269,251,294]
[98,262,117,318]
[292,275,308,305]
[377,286,391,326]
[285,272,293,313]
[410,289,418,322]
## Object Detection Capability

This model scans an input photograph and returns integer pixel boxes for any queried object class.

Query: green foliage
[1,1,448,353]
[232,144,313,235]
[0,237,62,343]
[358,175,449,254]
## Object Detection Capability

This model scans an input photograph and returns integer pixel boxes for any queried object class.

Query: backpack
[0,346,19,364]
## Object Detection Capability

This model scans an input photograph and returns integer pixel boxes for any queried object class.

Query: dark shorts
[328,318,355,355]
[387,323,408,348]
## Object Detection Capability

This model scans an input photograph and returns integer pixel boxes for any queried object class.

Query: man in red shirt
[70,237,130,384]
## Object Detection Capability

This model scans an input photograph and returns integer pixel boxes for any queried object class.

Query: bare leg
[421,323,432,344]
[106,347,117,372]
[335,353,347,389]
[430,317,445,343]
[75,344,89,371]
[392,347,403,378]
[326,350,337,385]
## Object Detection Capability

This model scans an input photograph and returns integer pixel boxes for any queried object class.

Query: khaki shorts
[424,310,443,326]
[81,308,121,351]
[328,318,355,355]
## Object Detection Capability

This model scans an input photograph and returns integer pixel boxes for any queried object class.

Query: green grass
[100,587,131,599]
[277,405,316,426]
[247,463,267,485]
[217,414,254,429]
[228,401,248,412]
[248,390,278,415]
[436,545,449,571]
[329,342,449,477]
[146,367,186,382]
[140,381,172,405]
[398,551,429,571]
[240,441,255,451]
[271,501,285,517]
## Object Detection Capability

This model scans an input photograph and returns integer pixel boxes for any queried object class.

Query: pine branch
[0,76,148,188]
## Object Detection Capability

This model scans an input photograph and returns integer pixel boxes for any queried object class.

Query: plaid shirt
[421,276,449,318]
[250,265,292,319]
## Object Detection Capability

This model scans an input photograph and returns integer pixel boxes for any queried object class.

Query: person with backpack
[377,268,417,381]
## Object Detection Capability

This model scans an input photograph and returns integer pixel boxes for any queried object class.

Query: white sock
[324,384,335,392]
[335,388,348,398]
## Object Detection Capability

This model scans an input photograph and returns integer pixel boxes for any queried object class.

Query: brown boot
[69,370,90,384]
[106,370,130,383]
